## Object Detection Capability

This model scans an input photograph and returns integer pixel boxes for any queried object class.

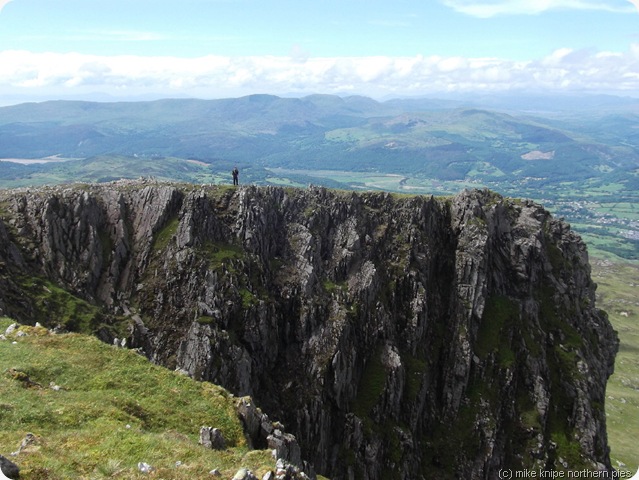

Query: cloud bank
[0,47,638,100]
[441,0,635,17]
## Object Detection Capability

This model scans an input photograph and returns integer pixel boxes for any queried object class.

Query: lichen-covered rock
[199,426,226,450]
[233,468,258,480]
[268,430,301,469]
[0,182,619,480]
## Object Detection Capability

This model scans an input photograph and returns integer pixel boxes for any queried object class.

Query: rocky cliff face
[0,181,618,479]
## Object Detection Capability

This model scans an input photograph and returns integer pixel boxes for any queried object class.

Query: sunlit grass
[593,262,639,472]
[0,318,277,479]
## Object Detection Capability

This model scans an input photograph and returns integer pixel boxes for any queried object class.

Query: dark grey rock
[0,183,619,480]
[199,426,226,450]
[0,455,20,479]
[267,431,301,468]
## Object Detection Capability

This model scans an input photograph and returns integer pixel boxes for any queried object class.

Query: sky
[0,0,638,103]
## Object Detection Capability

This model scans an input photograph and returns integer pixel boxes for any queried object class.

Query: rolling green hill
[1,95,637,180]
[592,261,639,472]
[0,318,320,479]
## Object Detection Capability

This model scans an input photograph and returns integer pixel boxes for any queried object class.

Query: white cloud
[441,0,634,17]
[0,0,12,14]
[85,30,168,42]
[0,47,638,100]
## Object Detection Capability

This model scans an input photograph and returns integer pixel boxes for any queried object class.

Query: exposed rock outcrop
[0,181,618,479]
[0,454,20,479]
[199,426,227,450]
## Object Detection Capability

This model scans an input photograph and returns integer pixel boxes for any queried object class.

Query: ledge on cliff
[0,181,619,480]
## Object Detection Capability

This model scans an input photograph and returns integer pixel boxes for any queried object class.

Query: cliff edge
[0,182,618,479]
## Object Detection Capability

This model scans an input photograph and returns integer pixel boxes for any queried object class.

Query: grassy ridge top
[0,318,275,479]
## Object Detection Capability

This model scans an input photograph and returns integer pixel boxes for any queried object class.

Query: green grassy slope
[593,262,639,473]
[0,318,277,480]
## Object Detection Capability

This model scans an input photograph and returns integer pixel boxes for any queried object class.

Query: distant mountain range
[0,93,637,185]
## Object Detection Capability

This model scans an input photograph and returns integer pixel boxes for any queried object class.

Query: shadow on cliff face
[0,181,619,480]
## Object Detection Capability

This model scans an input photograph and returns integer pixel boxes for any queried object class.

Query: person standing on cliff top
[232,167,239,186]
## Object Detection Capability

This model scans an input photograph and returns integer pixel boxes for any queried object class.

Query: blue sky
[0,0,638,101]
